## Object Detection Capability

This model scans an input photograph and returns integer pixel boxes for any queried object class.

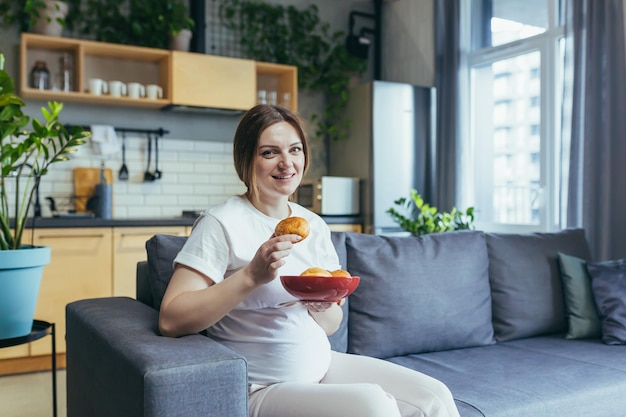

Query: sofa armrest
[66,297,248,417]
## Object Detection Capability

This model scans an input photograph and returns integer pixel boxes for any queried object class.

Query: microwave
[295,176,360,215]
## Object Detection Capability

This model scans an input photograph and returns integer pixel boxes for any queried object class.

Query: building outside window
[460,0,564,232]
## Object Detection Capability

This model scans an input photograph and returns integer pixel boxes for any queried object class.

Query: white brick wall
[5,135,246,219]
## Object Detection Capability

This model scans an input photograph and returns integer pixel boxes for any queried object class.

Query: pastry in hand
[275,216,310,242]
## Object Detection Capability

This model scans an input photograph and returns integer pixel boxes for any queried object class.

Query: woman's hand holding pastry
[246,235,301,285]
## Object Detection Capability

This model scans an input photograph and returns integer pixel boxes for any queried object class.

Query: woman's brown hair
[233,104,310,201]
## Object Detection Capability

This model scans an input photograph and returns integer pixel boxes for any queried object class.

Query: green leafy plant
[387,189,475,236]
[220,0,367,142]
[0,0,72,33]
[0,53,90,250]
[65,0,194,49]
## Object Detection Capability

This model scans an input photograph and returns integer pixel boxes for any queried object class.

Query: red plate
[280,275,360,302]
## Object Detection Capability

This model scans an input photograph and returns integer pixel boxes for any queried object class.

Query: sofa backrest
[485,228,591,341]
[139,228,592,356]
[136,261,153,306]
[144,234,188,310]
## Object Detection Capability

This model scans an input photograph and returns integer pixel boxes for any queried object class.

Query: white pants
[248,351,461,417]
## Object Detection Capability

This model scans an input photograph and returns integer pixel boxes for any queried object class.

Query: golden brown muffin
[300,267,332,277]
[330,269,351,277]
[274,216,310,241]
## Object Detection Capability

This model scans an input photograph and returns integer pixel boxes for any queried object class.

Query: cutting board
[73,167,113,213]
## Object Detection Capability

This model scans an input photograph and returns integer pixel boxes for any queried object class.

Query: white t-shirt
[173,195,342,385]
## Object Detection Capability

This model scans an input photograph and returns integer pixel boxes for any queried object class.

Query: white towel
[90,125,120,157]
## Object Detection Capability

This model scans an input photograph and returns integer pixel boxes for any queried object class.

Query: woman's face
[254,121,305,201]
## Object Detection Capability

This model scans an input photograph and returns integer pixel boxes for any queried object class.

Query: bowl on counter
[280,275,360,302]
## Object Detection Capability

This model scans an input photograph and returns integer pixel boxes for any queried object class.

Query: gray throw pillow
[145,234,188,310]
[345,231,495,358]
[557,252,601,339]
[587,259,626,345]
[487,229,592,342]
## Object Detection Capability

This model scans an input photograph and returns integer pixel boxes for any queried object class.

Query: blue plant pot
[0,246,51,339]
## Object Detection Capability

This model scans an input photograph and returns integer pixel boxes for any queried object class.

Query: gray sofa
[66,228,626,417]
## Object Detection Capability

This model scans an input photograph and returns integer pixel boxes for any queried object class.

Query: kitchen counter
[24,214,362,229]
[26,217,197,229]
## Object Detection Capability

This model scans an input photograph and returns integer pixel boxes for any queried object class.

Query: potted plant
[387,189,476,236]
[0,0,71,37]
[167,0,195,51]
[0,53,89,339]
[71,0,194,50]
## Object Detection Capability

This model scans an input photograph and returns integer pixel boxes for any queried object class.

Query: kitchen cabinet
[0,224,191,374]
[169,51,256,110]
[29,228,113,356]
[20,33,170,109]
[327,224,363,233]
[113,226,187,298]
[19,33,299,112]
[256,62,299,111]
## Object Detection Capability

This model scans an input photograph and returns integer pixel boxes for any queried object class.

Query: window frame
[459,0,565,233]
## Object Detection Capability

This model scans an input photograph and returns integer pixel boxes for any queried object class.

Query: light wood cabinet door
[29,228,113,355]
[112,227,187,298]
[328,224,363,233]
[170,51,256,110]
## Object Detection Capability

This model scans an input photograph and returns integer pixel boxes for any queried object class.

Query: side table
[0,320,57,417]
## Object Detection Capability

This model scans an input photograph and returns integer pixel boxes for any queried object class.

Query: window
[461,0,564,232]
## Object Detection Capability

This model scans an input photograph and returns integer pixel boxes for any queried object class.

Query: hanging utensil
[143,133,155,182]
[118,132,129,181]
[153,132,162,180]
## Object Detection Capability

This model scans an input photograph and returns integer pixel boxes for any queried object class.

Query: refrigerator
[329,81,436,235]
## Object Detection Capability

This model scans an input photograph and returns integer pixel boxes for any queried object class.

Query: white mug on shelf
[89,78,108,96]
[257,89,267,105]
[280,92,292,108]
[109,80,127,97]
[146,84,163,100]
[268,90,277,105]
[127,82,146,99]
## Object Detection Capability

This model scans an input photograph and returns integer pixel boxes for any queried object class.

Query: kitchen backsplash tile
[6,136,245,219]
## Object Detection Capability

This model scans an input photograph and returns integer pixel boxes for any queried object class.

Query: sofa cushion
[344,231,495,358]
[587,258,626,345]
[388,335,626,417]
[145,234,188,310]
[487,228,591,342]
[557,252,602,339]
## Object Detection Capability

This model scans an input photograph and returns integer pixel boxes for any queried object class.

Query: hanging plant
[220,0,367,142]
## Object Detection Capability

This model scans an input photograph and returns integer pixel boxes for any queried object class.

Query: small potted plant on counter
[0,53,89,339]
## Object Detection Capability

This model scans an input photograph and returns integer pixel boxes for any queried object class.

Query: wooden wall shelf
[19,33,298,112]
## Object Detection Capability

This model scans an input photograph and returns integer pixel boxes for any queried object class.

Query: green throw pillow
[557,252,602,339]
